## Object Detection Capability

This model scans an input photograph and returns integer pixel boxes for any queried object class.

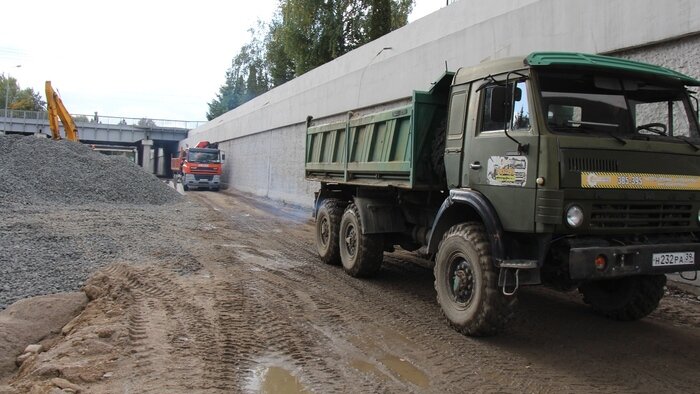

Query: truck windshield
[537,70,700,140]
[187,151,220,163]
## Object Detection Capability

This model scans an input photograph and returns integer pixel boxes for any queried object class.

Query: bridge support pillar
[141,139,154,174]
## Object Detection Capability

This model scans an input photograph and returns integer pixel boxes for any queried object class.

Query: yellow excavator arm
[45,81,78,141]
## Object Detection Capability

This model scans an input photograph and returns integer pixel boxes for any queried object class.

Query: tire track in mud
[98,263,244,392]
[199,196,534,392]
[214,249,367,392]
[193,191,700,393]
[190,194,397,391]
[197,194,539,391]
[198,195,537,392]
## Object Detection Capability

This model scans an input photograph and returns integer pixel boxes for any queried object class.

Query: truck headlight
[566,205,584,228]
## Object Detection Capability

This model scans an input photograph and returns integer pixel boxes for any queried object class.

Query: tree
[207,25,270,120]
[266,20,296,87]
[268,0,414,78]
[0,74,46,112]
[368,0,392,40]
[137,118,157,127]
[207,0,414,119]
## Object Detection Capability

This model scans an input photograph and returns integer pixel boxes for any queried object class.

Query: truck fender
[353,197,407,235]
[427,189,505,262]
[313,187,348,218]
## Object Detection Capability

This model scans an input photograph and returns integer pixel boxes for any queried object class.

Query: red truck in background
[171,141,224,191]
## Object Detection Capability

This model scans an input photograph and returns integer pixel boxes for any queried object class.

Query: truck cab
[173,144,224,191]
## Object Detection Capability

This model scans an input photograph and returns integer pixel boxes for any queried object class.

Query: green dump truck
[305,52,700,336]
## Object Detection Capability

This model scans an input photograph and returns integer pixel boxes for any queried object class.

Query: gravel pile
[0,134,181,206]
[0,134,200,310]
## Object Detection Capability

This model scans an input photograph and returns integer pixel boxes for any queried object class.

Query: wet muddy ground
[5,189,700,393]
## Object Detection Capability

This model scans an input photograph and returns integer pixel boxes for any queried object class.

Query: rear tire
[339,203,383,277]
[579,275,666,321]
[434,223,516,336]
[315,199,345,265]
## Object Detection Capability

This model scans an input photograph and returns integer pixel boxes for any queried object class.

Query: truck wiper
[674,135,700,151]
[565,120,626,145]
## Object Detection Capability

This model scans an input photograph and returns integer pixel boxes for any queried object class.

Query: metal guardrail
[0,109,205,130]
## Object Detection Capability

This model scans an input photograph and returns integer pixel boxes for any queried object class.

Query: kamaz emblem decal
[582,172,700,190]
[487,156,527,187]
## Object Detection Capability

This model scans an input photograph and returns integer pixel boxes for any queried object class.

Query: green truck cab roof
[526,52,700,86]
[453,52,700,86]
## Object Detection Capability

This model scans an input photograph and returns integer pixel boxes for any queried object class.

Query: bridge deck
[1,110,201,143]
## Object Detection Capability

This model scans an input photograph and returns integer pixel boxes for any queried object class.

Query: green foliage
[0,74,46,112]
[369,0,392,40]
[266,20,296,87]
[207,25,270,120]
[270,0,414,77]
[137,118,157,127]
[206,0,414,120]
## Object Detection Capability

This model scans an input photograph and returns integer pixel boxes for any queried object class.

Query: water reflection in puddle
[379,354,430,388]
[259,366,308,394]
[246,355,309,394]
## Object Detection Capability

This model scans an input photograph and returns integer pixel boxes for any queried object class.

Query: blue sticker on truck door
[487,156,527,186]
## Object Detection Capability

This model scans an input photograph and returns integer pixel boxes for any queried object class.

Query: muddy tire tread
[316,199,345,265]
[580,275,666,321]
[340,203,383,278]
[434,222,516,336]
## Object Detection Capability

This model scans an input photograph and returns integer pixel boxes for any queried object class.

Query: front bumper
[183,174,220,189]
[569,242,700,280]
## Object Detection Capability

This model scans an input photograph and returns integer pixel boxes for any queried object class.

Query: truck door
[444,84,470,188]
[464,77,539,232]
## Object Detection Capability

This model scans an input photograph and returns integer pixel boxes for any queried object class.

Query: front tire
[339,204,383,277]
[434,223,516,336]
[579,275,666,321]
[315,199,345,265]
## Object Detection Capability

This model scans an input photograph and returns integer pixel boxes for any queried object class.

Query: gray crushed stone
[0,134,204,310]
[0,134,181,205]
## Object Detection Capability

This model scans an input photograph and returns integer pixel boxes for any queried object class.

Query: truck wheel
[434,223,516,336]
[578,275,666,321]
[315,199,344,265]
[339,203,383,277]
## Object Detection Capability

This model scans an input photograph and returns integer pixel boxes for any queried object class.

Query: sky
[0,0,448,122]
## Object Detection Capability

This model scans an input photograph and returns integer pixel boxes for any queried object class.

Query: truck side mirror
[513,87,522,102]
[222,153,226,161]
[489,86,509,124]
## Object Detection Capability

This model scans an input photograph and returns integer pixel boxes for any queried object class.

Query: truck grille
[568,157,619,172]
[590,203,693,229]
[192,168,218,174]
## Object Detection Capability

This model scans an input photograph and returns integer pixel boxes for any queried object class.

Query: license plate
[652,252,695,267]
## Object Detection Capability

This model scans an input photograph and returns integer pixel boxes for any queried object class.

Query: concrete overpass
[1,109,204,176]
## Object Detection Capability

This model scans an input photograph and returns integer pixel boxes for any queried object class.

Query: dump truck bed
[305,73,452,190]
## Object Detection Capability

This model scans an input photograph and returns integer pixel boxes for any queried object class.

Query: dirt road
[8,190,700,393]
